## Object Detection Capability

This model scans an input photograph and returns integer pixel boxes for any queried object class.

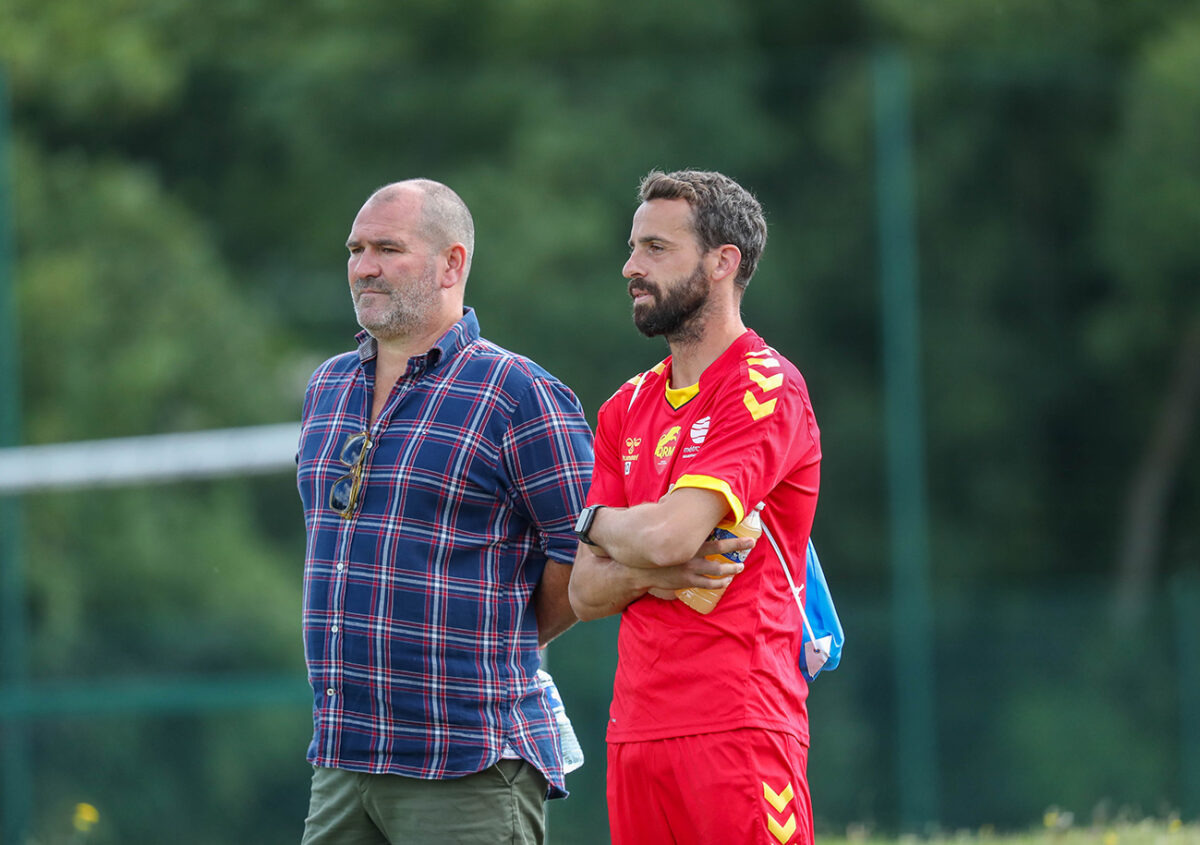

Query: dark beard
[631,265,709,341]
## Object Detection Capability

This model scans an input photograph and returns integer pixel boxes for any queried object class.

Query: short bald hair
[370,179,475,280]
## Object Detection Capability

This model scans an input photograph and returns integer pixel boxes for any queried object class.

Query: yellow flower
[73,803,100,833]
[1102,829,1118,845]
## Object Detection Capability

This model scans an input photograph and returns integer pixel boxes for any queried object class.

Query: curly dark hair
[638,169,767,288]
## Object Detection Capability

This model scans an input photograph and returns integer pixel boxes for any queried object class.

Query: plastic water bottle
[676,502,764,614]
[537,669,584,773]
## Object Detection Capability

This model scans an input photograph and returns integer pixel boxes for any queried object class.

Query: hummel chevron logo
[748,369,784,392]
[743,392,778,420]
[746,352,781,368]
[763,781,794,812]
[768,814,797,843]
[763,781,797,843]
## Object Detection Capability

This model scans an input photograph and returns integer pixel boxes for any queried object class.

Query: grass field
[817,818,1200,845]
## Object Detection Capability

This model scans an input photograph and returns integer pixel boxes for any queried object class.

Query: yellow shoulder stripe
[622,359,668,388]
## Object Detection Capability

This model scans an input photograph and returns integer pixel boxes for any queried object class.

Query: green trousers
[301,760,547,845]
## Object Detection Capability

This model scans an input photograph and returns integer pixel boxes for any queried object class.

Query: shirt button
[326,688,336,697]
[331,625,339,633]
[336,563,344,572]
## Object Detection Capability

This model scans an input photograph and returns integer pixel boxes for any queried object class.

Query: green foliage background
[2,0,1199,842]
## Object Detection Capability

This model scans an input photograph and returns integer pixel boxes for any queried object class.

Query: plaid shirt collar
[353,306,479,375]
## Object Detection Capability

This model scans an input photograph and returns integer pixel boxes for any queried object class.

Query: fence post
[873,46,940,832]
[1174,572,1200,820]
[0,67,33,845]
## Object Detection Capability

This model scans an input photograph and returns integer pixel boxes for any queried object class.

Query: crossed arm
[567,487,754,621]
[532,560,576,647]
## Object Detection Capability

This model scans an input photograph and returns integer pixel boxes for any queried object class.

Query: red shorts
[607,729,813,845]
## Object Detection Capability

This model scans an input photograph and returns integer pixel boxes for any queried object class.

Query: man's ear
[440,243,469,288]
[708,244,743,284]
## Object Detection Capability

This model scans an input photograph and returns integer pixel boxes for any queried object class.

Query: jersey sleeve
[586,388,632,508]
[672,351,820,523]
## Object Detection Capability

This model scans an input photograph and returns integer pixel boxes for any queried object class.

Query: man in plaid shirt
[296,179,593,844]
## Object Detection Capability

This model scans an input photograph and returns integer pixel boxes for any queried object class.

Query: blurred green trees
[2,0,1198,841]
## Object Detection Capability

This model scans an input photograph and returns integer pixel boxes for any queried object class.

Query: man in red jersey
[569,170,821,845]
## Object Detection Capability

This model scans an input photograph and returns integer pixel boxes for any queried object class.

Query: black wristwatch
[573,504,605,547]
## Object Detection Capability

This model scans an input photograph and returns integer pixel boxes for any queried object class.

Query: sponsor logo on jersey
[654,426,682,472]
[689,417,711,444]
[654,427,681,458]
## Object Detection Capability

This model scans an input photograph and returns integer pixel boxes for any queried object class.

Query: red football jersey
[588,329,822,745]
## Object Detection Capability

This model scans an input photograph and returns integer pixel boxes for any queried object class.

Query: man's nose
[351,250,381,279]
[622,254,642,279]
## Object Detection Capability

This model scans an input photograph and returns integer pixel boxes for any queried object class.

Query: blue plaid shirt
[297,308,592,797]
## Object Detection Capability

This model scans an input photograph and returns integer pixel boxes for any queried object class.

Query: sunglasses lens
[341,433,367,466]
[330,474,356,512]
[330,432,368,516]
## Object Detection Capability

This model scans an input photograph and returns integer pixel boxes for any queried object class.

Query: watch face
[574,505,600,541]
[574,507,593,534]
